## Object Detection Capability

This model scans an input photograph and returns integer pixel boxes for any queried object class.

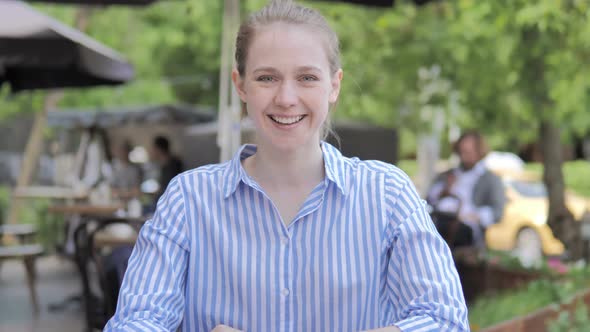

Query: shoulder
[170,156,183,169]
[347,158,415,194]
[480,169,502,184]
[175,161,227,180]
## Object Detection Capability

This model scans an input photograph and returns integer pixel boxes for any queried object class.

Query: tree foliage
[2,0,588,140]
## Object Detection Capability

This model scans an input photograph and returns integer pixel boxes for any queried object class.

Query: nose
[274,81,297,108]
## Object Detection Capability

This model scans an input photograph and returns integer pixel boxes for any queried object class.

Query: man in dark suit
[427,130,506,248]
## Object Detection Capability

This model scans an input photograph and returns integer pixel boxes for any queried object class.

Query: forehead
[459,137,477,150]
[247,22,331,71]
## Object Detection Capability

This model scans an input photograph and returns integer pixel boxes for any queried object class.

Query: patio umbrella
[0,0,134,92]
[47,104,216,129]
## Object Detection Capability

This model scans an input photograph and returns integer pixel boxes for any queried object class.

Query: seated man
[149,135,183,207]
[427,130,506,249]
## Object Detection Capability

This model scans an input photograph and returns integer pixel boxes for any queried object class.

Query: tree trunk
[540,121,583,260]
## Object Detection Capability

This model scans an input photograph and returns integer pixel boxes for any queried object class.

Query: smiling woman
[104,1,469,331]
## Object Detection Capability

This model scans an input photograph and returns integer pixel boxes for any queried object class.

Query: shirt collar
[320,141,348,196]
[456,159,487,177]
[222,144,256,198]
[222,141,348,199]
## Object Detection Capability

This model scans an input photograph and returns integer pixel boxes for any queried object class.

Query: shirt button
[281,237,289,245]
[281,288,290,297]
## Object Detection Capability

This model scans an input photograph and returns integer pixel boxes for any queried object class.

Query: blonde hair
[235,0,341,141]
[235,0,341,77]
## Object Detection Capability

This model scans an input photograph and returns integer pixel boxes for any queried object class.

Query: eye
[256,75,275,82]
[300,75,319,82]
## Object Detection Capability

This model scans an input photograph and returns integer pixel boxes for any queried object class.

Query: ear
[329,69,343,104]
[232,68,247,103]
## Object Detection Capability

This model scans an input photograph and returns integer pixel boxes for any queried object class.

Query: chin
[262,134,319,153]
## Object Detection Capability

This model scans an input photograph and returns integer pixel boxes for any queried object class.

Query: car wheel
[513,227,543,267]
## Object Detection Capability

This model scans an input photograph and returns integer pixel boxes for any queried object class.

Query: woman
[105,1,468,331]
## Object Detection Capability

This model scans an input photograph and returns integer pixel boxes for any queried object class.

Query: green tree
[448,0,590,259]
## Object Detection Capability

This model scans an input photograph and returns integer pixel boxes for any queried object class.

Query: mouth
[268,114,306,125]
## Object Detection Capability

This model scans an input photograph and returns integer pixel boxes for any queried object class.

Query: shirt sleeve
[476,206,495,228]
[485,172,506,224]
[426,179,445,205]
[104,177,190,331]
[384,171,469,332]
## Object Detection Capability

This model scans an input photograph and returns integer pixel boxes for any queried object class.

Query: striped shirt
[105,142,469,332]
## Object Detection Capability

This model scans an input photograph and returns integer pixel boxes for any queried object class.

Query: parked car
[485,169,590,265]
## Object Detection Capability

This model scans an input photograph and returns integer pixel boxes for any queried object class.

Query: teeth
[270,115,304,125]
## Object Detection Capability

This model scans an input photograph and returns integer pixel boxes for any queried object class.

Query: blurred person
[427,130,506,248]
[62,127,111,254]
[73,126,110,192]
[150,135,183,204]
[109,140,142,202]
[105,1,468,331]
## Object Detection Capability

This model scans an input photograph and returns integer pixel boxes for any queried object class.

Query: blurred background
[1,0,590,331]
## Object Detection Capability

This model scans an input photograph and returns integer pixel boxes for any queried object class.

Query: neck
[160,154,171,163]
[244,141,325,190]
[460,160,481,171]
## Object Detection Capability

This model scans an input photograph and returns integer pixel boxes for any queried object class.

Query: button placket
[279,231,292,305]
[281,288,290,297]
[280,236,289,246]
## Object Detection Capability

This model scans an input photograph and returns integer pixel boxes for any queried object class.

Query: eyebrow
[251,66,323,74]
[296,66,323,73]
[252,67,279,74]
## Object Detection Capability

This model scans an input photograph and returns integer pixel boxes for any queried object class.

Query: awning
[47,104,216,129]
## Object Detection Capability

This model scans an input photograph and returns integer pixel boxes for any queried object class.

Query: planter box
[455,252,545,304]
[480,288,590,332]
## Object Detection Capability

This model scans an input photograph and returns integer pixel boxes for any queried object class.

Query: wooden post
[217,0,241,162]
[6,91,63,226]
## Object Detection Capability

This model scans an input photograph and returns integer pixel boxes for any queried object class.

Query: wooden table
[13,185,88,200]
[47,203,124,216]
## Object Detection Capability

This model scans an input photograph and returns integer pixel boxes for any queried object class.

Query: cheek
[244,88,272,109]
[302,87,331,108]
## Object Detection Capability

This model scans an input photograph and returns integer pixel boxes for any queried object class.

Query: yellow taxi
[485,169,590,263]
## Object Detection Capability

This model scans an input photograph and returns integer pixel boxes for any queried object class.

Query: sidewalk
[0,255,85,332]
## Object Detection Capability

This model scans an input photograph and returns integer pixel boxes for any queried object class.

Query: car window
[506,180,547,198]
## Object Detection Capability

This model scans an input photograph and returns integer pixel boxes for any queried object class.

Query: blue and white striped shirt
[105,142,469,332]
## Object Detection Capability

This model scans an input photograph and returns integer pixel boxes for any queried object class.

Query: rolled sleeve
[104,177,190,331]
[385,175,469,331]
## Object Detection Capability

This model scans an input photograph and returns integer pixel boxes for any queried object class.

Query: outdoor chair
[0,223,44,314]
[74,217,140,330]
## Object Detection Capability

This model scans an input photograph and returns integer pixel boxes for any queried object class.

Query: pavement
[0,255,85,332]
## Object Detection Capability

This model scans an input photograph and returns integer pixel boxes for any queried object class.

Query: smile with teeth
[268,115,306,125]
